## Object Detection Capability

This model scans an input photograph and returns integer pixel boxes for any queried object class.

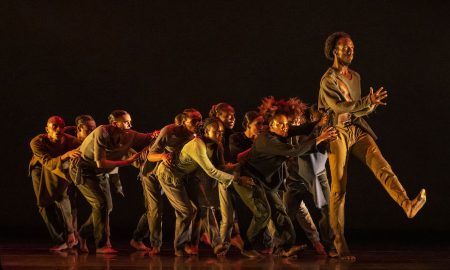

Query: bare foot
[49,243,68,252]
[174,249,190,257]
[275,244,307,257]
[67,233,78,249]
[149,246,160,256]
[201,232,211,246]
[312,241,326,255]
[185,245,198,255]
[79,236,89,253]
[405,189,427,218]
[96,246,118,254]
[130,239,151,251]
[328,249,339,258]
[214,243,229,256]
[230,235,244,251]
[241,249,263,258]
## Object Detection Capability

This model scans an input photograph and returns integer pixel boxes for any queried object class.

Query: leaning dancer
[318,32,427,260]
[70,110,153,253]
[234,111,336,257]
[29,116,80,251]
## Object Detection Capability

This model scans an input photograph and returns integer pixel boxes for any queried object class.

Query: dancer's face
[184,112,202,134]
[270,114,289,137]
[217,106,235,129]
[246,116,265,139]
[46,116,65,142]
[335,37,354,66]
[77,120,97,141]
[112,113,132,130]
[205,122,225,143]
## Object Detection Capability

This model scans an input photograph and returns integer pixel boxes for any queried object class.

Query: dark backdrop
[2,1,449,242]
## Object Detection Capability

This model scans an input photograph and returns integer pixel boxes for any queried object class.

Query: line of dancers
[29,32,426,260]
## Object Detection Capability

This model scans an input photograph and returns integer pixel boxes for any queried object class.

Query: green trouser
[233,182,295,250]
[156,164,196,252]
[74,172,111,249]
[132,174,163,247]
[329,125,409,256]
[31,166,73,245]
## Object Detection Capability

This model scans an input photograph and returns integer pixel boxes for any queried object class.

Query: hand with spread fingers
[369,86,388,106]
[316,126,338,145]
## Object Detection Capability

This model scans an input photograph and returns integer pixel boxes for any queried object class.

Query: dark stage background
[2,1,449,243]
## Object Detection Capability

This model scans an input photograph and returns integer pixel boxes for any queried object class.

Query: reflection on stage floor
[1,240,449,270]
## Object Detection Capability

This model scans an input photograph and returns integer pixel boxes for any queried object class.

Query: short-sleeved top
[149,124,193,155]
[79,125,151,173]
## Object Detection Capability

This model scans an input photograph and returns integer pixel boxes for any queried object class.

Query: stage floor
[1,241,449,270]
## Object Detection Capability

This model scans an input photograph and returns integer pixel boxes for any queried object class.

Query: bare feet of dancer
[312,241,326,255]
[403,189,427,218]
[78,235,89,253]
[130,239,151,251]
[148,246,160,256]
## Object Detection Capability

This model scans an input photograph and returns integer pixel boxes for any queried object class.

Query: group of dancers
[29,32,427,260]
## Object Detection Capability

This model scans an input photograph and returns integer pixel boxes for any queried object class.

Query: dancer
[233,110,336,257]
[318,31,427,260]
[153,116,254,256]
[29,116,80,251]
[70,110,153,253]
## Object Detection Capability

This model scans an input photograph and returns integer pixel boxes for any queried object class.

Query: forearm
[96,159,132,169]
[327,96,372,114]
[147,152,165,162]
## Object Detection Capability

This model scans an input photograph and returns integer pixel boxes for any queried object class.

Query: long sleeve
[353,104,376,117]
[30,135,64,172]
[185,138,234,187]
[255,133,317,158]
[319,75,372,114]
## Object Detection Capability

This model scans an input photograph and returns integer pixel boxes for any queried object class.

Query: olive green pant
[132,174,163,248]
[233,182,295,250]
[31,166,73,245]
[74,172,111,249]
[329,125,409,256]
[155,164,197,252]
